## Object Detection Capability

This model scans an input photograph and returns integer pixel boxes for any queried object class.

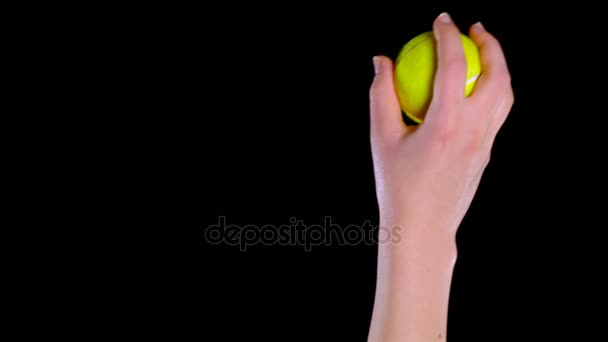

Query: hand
[370,16,514,238]
[368,13,514,341]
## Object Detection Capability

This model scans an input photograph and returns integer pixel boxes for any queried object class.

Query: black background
[12,1,605,340]
[141,2,604,341]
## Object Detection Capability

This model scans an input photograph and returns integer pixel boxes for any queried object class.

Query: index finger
[426,12,467,124]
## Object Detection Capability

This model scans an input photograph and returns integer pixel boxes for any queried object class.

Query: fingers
[427,13,467,124]
[468,22,514,149]
[369,55,408,144]
[468,23,512,106]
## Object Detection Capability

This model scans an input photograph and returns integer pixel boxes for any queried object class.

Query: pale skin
[367,13,514,342]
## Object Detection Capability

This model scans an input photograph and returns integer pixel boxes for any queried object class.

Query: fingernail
[438,12,452,24]
[373,56,381,75]
[474,21,485,31]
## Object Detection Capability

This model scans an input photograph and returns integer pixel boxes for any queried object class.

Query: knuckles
[463,126,486,157]
[425,115,490,161]
[426,116,458,151]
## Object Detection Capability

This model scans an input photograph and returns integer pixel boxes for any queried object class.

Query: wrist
[379,218,458,264]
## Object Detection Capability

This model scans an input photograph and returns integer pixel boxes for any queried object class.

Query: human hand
[370,15,514,239]
[368,13,514,341]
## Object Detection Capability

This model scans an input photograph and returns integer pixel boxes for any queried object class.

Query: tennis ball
[394,31,482,124]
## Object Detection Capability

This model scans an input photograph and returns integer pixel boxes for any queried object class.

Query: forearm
[367,12,512,341]
[368,219,457,342]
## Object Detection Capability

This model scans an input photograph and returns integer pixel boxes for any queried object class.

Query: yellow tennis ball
[394,31,482,123]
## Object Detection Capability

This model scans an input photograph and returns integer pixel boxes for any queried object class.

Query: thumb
[369,56,407,143]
